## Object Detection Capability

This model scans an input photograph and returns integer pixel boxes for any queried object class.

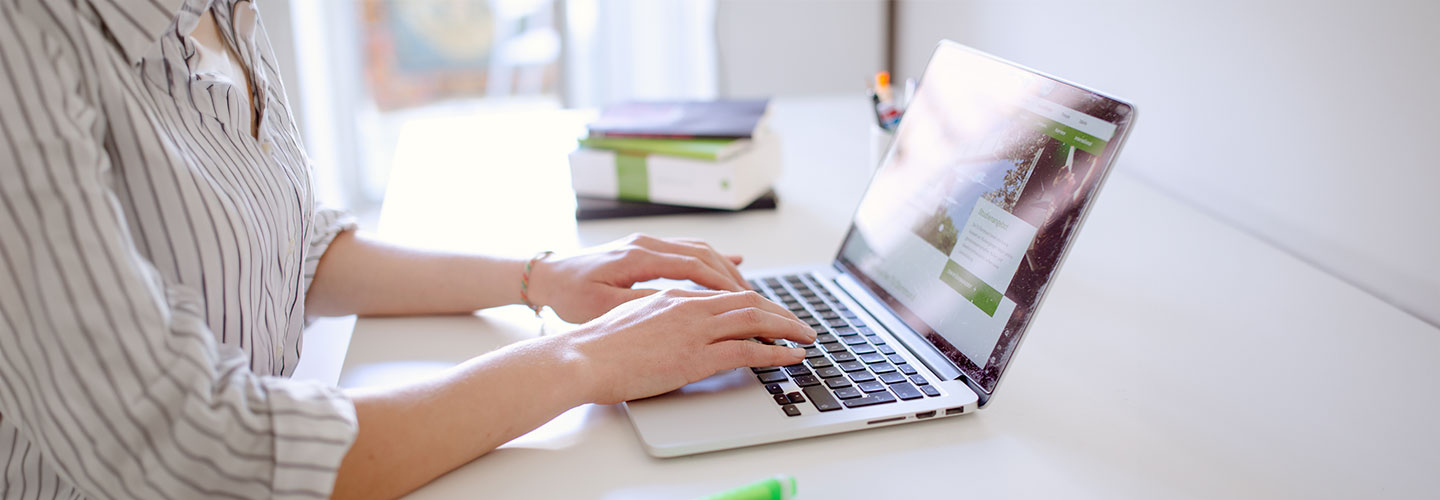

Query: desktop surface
[338,96,1440,499]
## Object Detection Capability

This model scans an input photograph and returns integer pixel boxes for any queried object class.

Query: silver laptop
[624,40,1138,457]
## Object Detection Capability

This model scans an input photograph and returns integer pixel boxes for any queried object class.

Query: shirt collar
[90,0,213,65]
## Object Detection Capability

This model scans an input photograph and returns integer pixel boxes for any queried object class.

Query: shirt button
[275,345,283,358]
[262,142,273,154]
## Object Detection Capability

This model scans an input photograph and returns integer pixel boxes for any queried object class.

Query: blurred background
[257,0,1439,328]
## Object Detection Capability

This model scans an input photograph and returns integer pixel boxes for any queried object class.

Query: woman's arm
[331,289,815,500]
[306,230,754,323]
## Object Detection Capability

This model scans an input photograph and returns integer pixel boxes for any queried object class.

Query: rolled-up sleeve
[302,207,357,294]
[0,12,355,499]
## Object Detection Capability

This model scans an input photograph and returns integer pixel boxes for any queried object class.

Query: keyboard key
[773,394,790,405]
[843,336,868,346]
[752,366,780,373]
[804,347,825,359]
[823,343,848,354]
[784,365,811,377]
[887,354,907,365]
[920,385,941,397]
[833,326,857,336]
[782,404,802,417]
[758,371,787,384]
[765,383,783,394]
[816,333,837,344]
[850,344,877,355]
[841,310,859,319]
[839,361,867,372]
[859,353,886,364]
[859,381,887,393]
[848,370,876,383]
[803,386,843,412]
[807,357,833,368]
[859,327,875,335]
[879,372,907,384]
[826,319,849,327]
[830,351,857,363]
[850,319,867,328]
[833,386,863,399]
[815,366,844,378]
[870,363,897,374]
[787,392,806,404]
[805,318,823,327]
[910,375,929,385]
[819,311,840,320]
[825,377,852,389]
[811,325,827,334]
[898,364,918,375]
[792,375,821,387]
[876,344,896,355]
[890,382,924,400]
[843,391,897,408]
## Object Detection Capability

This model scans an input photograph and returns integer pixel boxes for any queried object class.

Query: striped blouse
[0,0,358,498]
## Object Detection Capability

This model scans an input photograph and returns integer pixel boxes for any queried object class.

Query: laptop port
[945,407,964,416]
[866,416,906,425]
[915,411,936,419]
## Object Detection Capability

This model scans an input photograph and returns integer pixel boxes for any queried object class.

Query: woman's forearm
[305,230,527,317]
[332,334,590,500]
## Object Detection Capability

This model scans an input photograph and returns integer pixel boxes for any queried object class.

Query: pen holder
[868,122,895,171]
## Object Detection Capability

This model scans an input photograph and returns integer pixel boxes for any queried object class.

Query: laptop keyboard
[748,273,941,417]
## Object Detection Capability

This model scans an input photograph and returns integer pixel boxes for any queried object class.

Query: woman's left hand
[527,233,750,323]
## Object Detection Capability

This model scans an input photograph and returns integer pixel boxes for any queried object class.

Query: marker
[698,474,797,500]
[874,71,894,104]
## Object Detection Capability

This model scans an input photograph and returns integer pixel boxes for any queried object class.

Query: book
[577,136,752,161]
[568,126,781,210]
[575,190,778,220]
[587,99,770,139]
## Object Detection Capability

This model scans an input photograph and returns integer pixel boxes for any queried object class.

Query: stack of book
[569,100,781,214]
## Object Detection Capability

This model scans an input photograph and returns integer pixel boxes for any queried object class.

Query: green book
[577,136,751,161]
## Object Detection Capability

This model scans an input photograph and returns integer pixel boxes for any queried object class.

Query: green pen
[697,474,797,500]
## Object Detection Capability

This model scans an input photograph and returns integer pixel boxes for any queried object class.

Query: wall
[715,0,887,98]
[895,0,1440,327]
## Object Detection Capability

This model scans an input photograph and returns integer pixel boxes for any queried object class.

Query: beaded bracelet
[520,250,553,316]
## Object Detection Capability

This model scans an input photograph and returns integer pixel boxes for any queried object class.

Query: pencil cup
[869,122,894,171]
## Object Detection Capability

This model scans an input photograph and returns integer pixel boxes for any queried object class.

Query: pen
[697,474,798,500]
[903,77,917,110]
[869,90,887,129]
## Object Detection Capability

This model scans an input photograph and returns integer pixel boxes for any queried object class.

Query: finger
[635,236,747,291]
[704,340,807,372]
[695,290,802,323]
[726,254,743,266]
[673,237,749,289]
[632,248,745,293]
[706,306,815,345]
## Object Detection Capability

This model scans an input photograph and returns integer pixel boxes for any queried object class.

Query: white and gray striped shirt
[0,0,358,498]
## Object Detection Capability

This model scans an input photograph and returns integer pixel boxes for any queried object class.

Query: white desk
[339,97,1440,499]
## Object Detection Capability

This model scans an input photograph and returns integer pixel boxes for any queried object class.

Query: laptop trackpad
[675,368,752,396]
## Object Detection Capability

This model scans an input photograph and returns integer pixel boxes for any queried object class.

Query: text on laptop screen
[837,45,1133,394]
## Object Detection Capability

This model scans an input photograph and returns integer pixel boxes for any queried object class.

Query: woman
[0,1,813,498]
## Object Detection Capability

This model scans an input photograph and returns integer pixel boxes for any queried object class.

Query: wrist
[534,333,599,406]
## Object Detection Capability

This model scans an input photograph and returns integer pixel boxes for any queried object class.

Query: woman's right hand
[554,288,817,405]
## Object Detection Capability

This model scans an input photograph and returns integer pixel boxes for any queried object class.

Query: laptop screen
[836,43,1134,395]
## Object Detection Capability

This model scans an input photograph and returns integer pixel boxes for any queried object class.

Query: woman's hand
[553,288,817,405]
[528,233,751,323]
